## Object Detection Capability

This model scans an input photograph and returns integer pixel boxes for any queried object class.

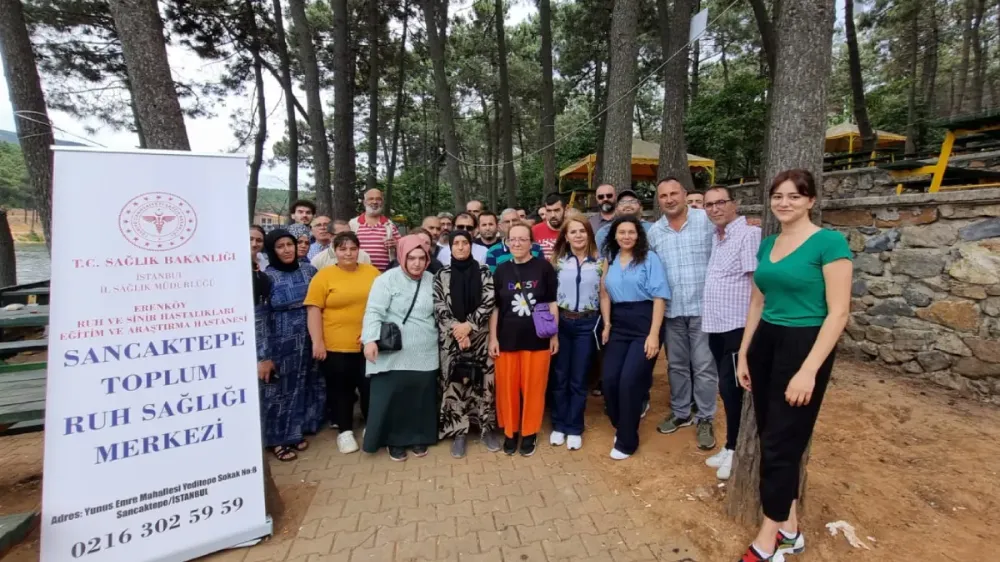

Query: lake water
[15,243,51,284]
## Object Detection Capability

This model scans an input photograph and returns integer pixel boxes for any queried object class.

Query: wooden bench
[0,306,49,329]
[0,339,48,356]
[0,513,38,557]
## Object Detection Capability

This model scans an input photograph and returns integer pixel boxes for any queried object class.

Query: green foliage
[685,74,768,181]
[0,143,31,209]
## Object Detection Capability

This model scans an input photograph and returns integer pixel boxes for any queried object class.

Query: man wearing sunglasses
[594,189,652,253]
[589,183,617,233]
[439,212,489,265]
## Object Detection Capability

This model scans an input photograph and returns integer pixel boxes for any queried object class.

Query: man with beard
[532,193,566,259]
[589,183,617,233]
[595,189,652,253]
[474,211,500,248]
[290,199,316,226]
[437,211,454,249]
[349,188,400,272]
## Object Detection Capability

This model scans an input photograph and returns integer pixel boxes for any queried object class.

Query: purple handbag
[513,263,558,339]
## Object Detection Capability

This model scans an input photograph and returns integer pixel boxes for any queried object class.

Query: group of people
[251,169,852,562]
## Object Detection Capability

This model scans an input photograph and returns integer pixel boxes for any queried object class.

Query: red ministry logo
[119,192,198,251]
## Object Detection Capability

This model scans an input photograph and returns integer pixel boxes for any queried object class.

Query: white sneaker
[550,431,566,446]
[566,435,582,450]
[337,431,359,454]
[716,450,734,480]
[610,447,630,460]
[774,530,805,560]
[706,448,732,468]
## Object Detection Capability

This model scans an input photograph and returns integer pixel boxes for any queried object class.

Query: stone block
[948,244,1000,285]
[851,298,868,312]
[922,276,950,292]
[868,315,896,328]
[958,218,1000,242]
[867,279,903,297]
[879,347,914,363]
[867,297,914,317]
[892,329,935,351]
[824,209,873,226]
[845,319,866,340]
[916,350,951,371]
[902,284,935,307]
[982,297,1000,317]
[859,226,879,235]
[864,325,893,343]
[950,283,988,300]
[952,357,1000,378]
[903,361,923,374]
[964,337,1000,363]
[851,279,868,296]
[847,230,866,252]
[853,253,883,274]
[876,207,938,227]
[940,204,1000,218]
[891,249,945,278]
[915,299,981,332]
[864,229,899,253]
[933,333,973,356]
[899,223,958,248]
[858,341,879,356]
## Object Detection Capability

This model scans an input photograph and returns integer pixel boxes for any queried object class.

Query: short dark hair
[454,212,476,225]
[544,192,565,207]
[602,216,650,265]
[770,169,817,198]
[656,177,685,191]
[705,185,732,199]
[332,231,359,249]
[477,211,497,226]
[290,199,316,214]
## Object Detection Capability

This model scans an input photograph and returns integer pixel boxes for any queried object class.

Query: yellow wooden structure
[824,123,906,154]
[557,139,715,208]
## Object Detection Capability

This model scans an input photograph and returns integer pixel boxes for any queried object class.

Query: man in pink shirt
[531,193,566,259]
[349,188,400,272]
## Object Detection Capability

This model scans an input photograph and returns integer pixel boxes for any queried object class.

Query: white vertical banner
[689,8,709,43]
[41,147,270,562]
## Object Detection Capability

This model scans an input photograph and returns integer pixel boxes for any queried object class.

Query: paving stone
[530,503,571,524]
[340,496,381,516]
[554,516,598,539]
[394,537,438,562]
[349,542,396,562]
[307,552,351,562]
[478,526,520,551]
[542,536,589,560]
[330,529,377,553]
[472,497,509,516]
[401,479,436,494]
[398,506,439,524]
[317,514,360,536]
[518,476,554,494]
[501,542,549,562]
[458,512,496,534]
[517,522,557,545]
[286,536,334,559]
[418,488,454,507]
[351,471,387,487]
[539,487,580,506]
[507,491,545,511]
[417,517,457,541]
[493,507,532,530]
[467,472,502,488]
[374,521,417,546]
[453,484,490,503]
[452,461,486,476]
[610,544,658,562]
[242,541,291,562]
[436,499,473,520]
[580,531,626,556]
[435,474,471,489]
[437,533,481,558]
[365,480,403,497]
[359,508,399,529]
[459,548,503,562]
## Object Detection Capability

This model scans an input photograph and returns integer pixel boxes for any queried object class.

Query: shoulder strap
[401,276,422,325]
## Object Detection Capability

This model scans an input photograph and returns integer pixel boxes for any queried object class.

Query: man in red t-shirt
[349,188,400,272]
[531,192,566,259]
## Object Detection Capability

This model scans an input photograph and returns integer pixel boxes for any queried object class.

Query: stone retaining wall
[743,188,1000,399]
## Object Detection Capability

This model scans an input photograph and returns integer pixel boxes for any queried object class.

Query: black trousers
[708,328,745,450]
[322,352,370,432]
[746,321,834,522]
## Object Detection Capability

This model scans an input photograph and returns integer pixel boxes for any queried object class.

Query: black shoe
[388,446,407,461]
[520,434,537,457]
[411,445,429,457]
[503,433,519,456]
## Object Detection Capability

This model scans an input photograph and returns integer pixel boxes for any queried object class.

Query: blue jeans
[551,315,598,435]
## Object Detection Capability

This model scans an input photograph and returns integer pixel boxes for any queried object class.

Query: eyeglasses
[596,193,615,201]
[704,199,732,210]
[455,224,475,231]
[617,198,639,206]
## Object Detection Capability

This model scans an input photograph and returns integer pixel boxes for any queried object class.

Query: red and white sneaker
[738,544,772,562]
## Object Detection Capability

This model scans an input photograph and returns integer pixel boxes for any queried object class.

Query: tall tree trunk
[657,0,696,188]
[271,0,299,205]
[593,58,606,186]
[107,0,190,150]
[954,0,973,116]
[0,0,53,251]
[538,0,556,198]
[690,0,702,102]
[493,98,501,203]
[289,0,332,215]
[420,0,467,209]
[635,105,645,140]
[330,0,355,219]
[246,0,268,223]
[0,211,16,285]
[728,0,835,526]
[601,0,641,190]
[844,0,875,154]
[917,4,939,148]
[969,0,987,114]
[904,2,921,155]
[481,94,497,211]
[494,0,518,206]
[385,0,409,216]
[748,0,776,79]
[365,0,379,192]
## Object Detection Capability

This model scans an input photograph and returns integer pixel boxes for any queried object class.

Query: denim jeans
[551,315,598,435]
[663,315,718,421]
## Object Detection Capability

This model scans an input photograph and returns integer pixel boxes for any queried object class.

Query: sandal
[272,446,297,462]
[295,440,310,451]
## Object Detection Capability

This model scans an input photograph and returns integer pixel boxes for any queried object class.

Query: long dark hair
[602,216,649,265]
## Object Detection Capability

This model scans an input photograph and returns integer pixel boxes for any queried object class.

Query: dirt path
[2,357,998,561]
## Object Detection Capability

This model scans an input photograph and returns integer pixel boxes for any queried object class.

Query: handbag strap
[401,276,422,325]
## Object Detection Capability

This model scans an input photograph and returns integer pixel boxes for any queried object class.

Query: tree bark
[904,2,920,155]
[288,0,333,215]
[844,0,875,154]
[420,0,467,209]
[107,0,189,151]
[385,0,409,216]
[969,0,987,114]
[481,94,497,211]
[593,58,606,187]
[917,4,939,148]
[494,0,518,206]
[0,0,53,251]
[365,0,379,192]
[728,0,835,524]
[600,0,640,191]
[657,0,696,188]
[748,0,776,79]
[953,0,973,116]
[538,0,556,198]
[271,0,299,206]
[0,211,16,286]
[246,0,268,223]
[329,0,355,219]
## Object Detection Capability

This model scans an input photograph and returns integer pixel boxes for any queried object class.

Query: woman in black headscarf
[432,230,499,458]
[256,228,325,461]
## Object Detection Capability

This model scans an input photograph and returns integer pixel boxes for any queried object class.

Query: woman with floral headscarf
[361,235,440,461]
[257,228,325,461]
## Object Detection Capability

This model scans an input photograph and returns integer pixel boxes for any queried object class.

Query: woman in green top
[734,169,852,562]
